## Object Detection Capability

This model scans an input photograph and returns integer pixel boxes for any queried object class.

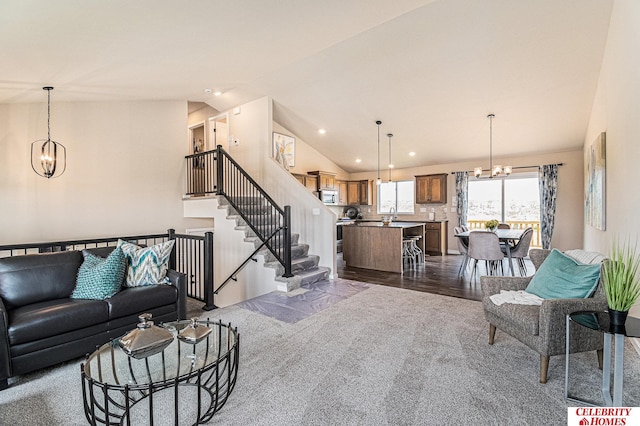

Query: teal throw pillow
[72,247,126,300]
[525,249,601,299]
[120,239,174,287]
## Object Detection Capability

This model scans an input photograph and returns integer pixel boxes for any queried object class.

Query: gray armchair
[481,249,607,383]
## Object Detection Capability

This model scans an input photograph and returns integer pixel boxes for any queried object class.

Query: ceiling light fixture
[474,114,511,179]
[31,87,66,179]
[375,120,382,185]
[355,158,362,163]
[318,128,326,135]
[409,151,416,157]
[213,91,222,96]
[387,133,393,183]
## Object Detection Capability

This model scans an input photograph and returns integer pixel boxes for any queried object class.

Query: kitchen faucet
[389,207,397,220]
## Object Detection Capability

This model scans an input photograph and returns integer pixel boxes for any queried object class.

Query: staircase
[217,196,330,291]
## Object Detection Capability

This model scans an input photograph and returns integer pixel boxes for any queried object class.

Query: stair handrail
[215,145,293,279]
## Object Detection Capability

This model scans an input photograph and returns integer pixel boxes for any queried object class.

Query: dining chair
[468,231,505,277]
[454,226,469,276]
[497,223,510,229]
[461,225,469,232]
[504,227,533,276]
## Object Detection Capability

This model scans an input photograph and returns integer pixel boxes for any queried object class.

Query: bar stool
[402,238,415,268]
[408,236,424,265]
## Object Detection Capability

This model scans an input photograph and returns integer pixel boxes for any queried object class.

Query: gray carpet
[1,279,639,425]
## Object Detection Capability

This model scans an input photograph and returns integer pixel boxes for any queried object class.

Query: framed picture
[273,132,295,170]
[585,132,606,230]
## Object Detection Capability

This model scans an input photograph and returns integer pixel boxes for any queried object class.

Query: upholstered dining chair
[505,227,533,276]
[468,231,505,277]
[497,223,511,229]
[454,226,469,276]
[481,249,607,383]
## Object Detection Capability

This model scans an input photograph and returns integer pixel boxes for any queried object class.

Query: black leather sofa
[0,248,187,390]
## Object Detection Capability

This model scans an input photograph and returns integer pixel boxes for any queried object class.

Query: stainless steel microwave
[320,190,338,205]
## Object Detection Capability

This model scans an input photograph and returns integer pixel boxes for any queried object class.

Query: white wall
[582,0,640,317]
[0,100,210,244]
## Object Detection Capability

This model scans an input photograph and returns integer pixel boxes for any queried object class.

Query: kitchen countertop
[350,221,426,228]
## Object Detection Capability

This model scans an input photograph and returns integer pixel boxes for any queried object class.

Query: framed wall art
[584,132,606,230]
[273,132,295,170]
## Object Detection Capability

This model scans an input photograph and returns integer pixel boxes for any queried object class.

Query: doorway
[208,113,229,151]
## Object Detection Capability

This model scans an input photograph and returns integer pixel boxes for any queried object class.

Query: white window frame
[377,180,415,215]
[467,172,539,222]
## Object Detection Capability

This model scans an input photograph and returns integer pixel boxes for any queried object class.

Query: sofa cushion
[0,251,83,309]
[484,300,541,335]
[7,298,109,345]
[120,240,174,287]
[105,285,178,320]
[71,248,126,300]
[526,249,601,299]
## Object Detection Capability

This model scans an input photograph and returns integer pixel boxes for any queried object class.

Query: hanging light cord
[488,113,494,176]
[376,120,381,182]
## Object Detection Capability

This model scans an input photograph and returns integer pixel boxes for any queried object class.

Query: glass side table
[565,311,640,406]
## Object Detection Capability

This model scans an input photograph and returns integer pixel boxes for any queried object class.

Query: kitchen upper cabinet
[415,174,447,204]
[307,171,336,190]
[358,180,372,205]
[293,174,318,192]
[346,180,372,205]
[336,180,348,205]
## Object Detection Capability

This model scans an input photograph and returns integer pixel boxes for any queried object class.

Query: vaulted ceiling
[0,0,613,172]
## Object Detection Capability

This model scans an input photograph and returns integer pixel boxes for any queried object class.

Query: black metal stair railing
[213,145,293,293]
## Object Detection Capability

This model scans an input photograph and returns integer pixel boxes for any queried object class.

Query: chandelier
[31,87,66,178]
[474,114,511,178]
[387,133,393,183]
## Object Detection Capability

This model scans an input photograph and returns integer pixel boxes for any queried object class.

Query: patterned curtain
[538,164,558,249]
[455,171,468,227]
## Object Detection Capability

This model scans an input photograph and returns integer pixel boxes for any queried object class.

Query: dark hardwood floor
[336,252,534,302]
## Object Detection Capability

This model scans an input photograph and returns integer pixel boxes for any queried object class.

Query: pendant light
[31,87,66,179]
[387,133,394,182]
[375,120,382,185]
[474,114,510,179]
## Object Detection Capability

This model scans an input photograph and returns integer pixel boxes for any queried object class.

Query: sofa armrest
[167,269,188,320]
[0,298,10,389]
[480,275,533,297]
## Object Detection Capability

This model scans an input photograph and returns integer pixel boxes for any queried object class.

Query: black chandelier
[31,87,66,178]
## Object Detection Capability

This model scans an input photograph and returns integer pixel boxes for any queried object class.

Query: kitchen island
[341,222,425,274]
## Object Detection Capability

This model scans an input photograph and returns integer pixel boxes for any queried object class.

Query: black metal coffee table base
[81,320,239,426]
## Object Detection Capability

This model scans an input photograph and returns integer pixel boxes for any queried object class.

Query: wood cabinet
[415,174,447,204]
[307,171,336,190]
[346,180,372,205]
[336,180,348,205]
[424,221,448,255]
[293,174,318,192]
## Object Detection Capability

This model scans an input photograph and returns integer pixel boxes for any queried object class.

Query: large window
[377,181,415,214]
[468,173,540,223]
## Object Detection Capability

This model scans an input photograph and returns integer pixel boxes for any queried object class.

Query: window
[377,181,415,214]
[468,173,540,223]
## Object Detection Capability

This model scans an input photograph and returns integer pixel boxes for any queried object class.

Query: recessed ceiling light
[318,128,326,135]
[409,152,416,156]
[203,88,213,94]
[389,164,395,168]
[213,91,222,96]
[355,158,362,163]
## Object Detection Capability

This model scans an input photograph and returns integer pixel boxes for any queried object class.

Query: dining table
[454,228,526,276]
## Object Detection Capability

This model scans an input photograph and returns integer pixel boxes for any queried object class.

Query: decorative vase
[608,309,628,327]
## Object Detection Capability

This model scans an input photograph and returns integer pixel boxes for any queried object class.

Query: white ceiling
[0,0,613,172]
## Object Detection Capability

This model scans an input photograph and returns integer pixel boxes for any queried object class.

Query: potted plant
[485,219,499,231]
[603,238,640,326]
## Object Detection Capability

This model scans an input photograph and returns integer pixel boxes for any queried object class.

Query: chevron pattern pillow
[71,247,127,300]
[120,239,175,287]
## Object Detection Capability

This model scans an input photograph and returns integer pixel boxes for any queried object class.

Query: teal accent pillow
[120,239,174,287]
[526,249,601,299]
[71,247,126,300]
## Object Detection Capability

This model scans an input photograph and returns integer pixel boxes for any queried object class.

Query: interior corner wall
[0,100,210,244]
[583,0,640,253]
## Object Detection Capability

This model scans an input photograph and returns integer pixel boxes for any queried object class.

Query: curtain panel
[538,164,558,249]
[455,171,468,227]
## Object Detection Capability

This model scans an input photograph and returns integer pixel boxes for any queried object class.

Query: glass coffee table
[81,319,239,425]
